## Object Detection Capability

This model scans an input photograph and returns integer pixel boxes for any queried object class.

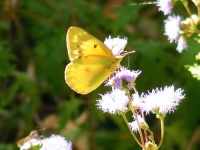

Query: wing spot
[77,45,80,48]
[94,44,97,48]
[105,64,111,69]
[85,67,90,72]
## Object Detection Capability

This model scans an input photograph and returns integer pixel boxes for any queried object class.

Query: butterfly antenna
[35,128,46,132]
[128,55,130,68]
[121,51,135,57]
[128,1,157,6]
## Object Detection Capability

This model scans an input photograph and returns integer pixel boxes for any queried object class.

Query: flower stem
[197,4,200,20]
[126,90,145,149]
[141,110,148,142]
[121,113,143,148]
[181,0,195,27]
[158,118,165,148]
[181,0,192,16]
[132,84,137,93]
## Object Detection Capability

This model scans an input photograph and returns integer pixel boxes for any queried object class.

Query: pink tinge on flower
[106,76,122,89]
[41,135,72,150]
[96,89,129,114]
[104,36,127,56]
[106,68,141,89]
[129,115,148,132]
[164,15,182,43]
[176,36,187,53]
[157,0,173,15]
[140,85,185,115]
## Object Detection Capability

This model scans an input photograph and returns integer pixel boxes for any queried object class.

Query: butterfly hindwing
[65,56,118,94]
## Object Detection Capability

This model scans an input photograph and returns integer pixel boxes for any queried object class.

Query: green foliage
[0,0,200,149]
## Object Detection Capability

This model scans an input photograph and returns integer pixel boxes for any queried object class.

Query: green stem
[197,4,200,21]
[181,0,192,16]
[141,110,148,142]
[158,118,165,148]
[126,90,145,148]
[181,0,195,27]
[121,113,143,148]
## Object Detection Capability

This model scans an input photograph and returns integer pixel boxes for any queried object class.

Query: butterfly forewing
[67,27,115,61]
[17,130,40,148]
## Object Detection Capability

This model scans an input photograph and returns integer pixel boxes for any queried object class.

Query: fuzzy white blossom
[41,135,72,150]
[164,15,182,43]
[20,139,42,150]
[141,85,185,115]
[106,67,141,89]
[97,89,129,114]
[104,36,127,56]
[157,0,173,15]
[176,36,187,53]
[129,115,148,132]
[132,92,143,110]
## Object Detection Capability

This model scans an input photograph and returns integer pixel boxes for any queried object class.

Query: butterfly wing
[67,27,115,61]
[65,56,120,94]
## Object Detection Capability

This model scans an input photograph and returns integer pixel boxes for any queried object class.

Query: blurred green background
[1,0,200,150]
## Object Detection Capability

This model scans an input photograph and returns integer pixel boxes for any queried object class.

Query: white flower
[132,92,143,110]
[164,15,182,43]
[97,89,129,114]
[192,0,200,6]
[182,14,199,26]
[20,139,42,150]
[129,115,148,132]
[187,64,200,80]
[41,135,72,150]
[176,36,187,53]
[141,85,185,115]
[157,0,173,15]
[104,36,127,56]
[106,67,141,89]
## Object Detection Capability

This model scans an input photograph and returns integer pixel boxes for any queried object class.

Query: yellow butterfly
[65,27,132,94]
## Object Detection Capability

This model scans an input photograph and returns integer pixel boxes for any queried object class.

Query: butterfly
[17,128,45,148]
[65,27,132,94]
[17,130,40,148]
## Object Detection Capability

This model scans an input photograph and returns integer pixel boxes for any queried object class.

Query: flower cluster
[164,14,189,53]
[106,68,141,89]
[41,135,72,150]
[19,134,72,150]
[140,85,185,115]
[157,0,200,53]
[96,35,185,149]
[104,36,127,56]
[157,0,173,15]
[164,15,182,43]
[19,139,42,150]
[129,115,149,132]
[97,89,129,114]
